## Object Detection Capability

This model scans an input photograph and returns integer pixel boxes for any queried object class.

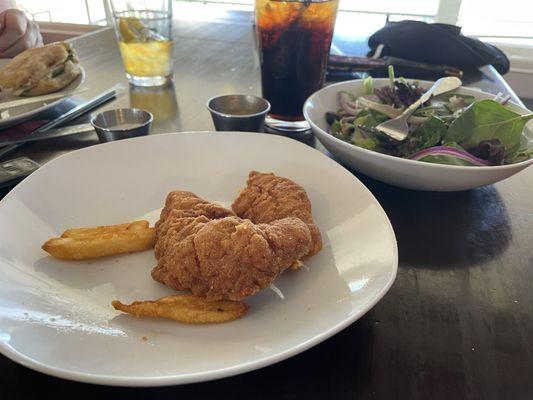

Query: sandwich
[0,42,81,96]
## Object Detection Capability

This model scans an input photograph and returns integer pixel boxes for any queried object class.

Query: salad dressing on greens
[326,67,533,166]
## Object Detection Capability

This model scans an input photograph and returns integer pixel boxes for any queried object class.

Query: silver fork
[375,76,462,141]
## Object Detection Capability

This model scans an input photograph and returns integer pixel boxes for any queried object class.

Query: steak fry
[112,294,248,324]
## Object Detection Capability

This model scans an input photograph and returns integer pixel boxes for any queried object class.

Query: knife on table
[0,123,95,147]
[0,86,118,160]
[328,55,464,79]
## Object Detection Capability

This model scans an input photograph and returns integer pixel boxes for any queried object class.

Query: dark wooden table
[1,14,532,400]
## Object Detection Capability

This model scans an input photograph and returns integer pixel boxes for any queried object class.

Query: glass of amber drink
[255,0,339,131]
[110,0,173,87]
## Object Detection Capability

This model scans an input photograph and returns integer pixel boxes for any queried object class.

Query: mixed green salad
[326,68,533,166]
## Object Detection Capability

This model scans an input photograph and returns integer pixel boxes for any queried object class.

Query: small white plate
[304,79,533,191]
[0,132,397,386]
[0,60,85,130]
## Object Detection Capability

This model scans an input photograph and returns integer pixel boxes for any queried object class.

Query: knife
[328,55,464,79]
[0,86,118,160]
[0,88,88,112]
[0,123,94,146]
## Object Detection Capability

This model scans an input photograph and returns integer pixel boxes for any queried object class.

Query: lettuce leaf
[352,136,379,151]
[362,76,373,95]
[354,109,389,128]
[396,116,447,157]
[510,120,533,162]
[445,99,533,160]
[411,116,447,149]
[330,120,343,139]
[468,139,506,165]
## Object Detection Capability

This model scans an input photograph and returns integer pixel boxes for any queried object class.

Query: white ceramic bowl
[303,79,533,191]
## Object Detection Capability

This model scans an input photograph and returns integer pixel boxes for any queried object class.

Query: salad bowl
[303,78,533,191]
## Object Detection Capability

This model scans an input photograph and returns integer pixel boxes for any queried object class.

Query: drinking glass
[255,0,339,131]
[110,0,173,87]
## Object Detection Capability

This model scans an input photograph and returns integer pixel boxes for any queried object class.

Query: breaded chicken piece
[158,190,234,223]
[154,190,235,259]
[231,171,322,257]
[152,216,311,301]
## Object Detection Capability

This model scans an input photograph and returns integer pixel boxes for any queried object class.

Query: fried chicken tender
[154,190,235,259]
[231,171,322,257]
[153,216,311,301]
[152,191,312,301]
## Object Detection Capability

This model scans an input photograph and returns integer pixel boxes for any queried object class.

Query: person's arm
[0,0,18,13]
[0,4,42,58]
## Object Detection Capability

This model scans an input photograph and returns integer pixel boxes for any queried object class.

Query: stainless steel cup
[206,94,271,132]
[91,108,153,142]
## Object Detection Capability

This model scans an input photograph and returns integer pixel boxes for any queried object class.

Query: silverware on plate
[0,123,93,147]
[375,76,462,141]
[0,88,88,113]
[0,86,118,160]
[0,108,154,147]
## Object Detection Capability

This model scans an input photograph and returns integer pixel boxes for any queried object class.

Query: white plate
[0,60,85,130]
[304,79,533,191]
[0,132,397,386]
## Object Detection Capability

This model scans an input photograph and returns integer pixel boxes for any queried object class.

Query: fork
[375,76,462,141]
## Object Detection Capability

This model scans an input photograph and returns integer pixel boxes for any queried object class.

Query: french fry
[112,294,249,324]
[42,220,155,260]
[62,220,149,238]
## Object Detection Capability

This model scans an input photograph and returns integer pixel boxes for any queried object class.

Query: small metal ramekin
[206,94,270,132]
[91,108,153,142]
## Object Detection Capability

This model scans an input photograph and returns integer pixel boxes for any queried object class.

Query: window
[18,1,533,44]
[175,0,441,19]
[458,0,533,46]
[17,0,107,25]
[16,0,533,51]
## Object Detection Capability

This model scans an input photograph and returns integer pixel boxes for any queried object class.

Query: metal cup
[206,94,271,132]
[90,108,153,142]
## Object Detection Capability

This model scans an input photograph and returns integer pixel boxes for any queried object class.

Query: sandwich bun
[0,42,81,96]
